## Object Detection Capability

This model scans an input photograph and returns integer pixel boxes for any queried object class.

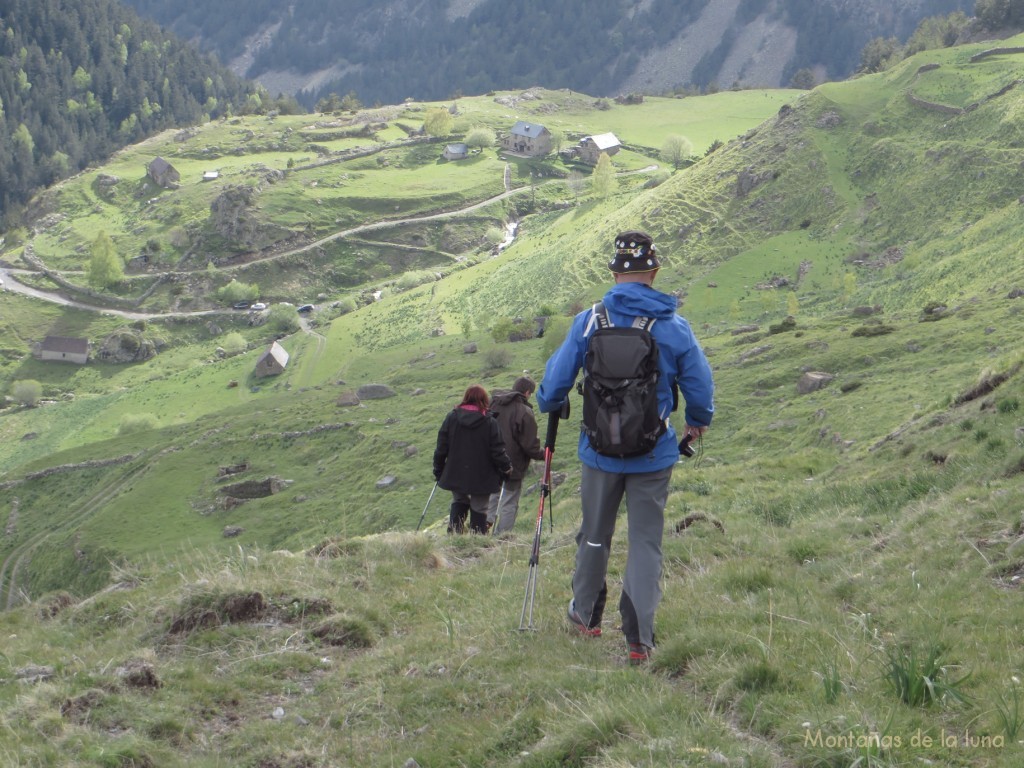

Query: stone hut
[38,336,89,365]
[254,341,289,377]
[577,132,621,164]
[147,157,180,188]
[442,143,469,161]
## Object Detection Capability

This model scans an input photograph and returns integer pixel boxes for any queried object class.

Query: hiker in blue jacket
[537,231,714,665]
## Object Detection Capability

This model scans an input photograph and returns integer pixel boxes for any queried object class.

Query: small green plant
[997,397,1020,413]
[735,660,783,692]
[994,678,1023,741]
[815,649,844,704]
[483,346,511,371]
[882,643,971,706]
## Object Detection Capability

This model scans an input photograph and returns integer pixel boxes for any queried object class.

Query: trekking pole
[491,482,506,535]
[546,398,569,533]
[415,482,439,532]
[518,400,569,631]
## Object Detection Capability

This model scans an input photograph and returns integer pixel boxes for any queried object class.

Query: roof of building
[583,132,621,150]
[444,143,468,154]
[258,340,290,367]
[509,121,548,138]
[42,336,89,355]
[148,157,173,174]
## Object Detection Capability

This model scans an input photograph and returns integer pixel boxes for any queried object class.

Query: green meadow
[2,37,1024,767]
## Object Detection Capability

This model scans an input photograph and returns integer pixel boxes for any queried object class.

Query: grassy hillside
[2,37,1024,767]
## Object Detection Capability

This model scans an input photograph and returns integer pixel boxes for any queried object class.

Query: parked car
[297,303,315,313]
[250,302,267,311]
[232,300,252,309]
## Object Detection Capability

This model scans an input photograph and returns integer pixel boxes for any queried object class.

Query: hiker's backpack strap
[585,302,656,335]
[584,302,612,337]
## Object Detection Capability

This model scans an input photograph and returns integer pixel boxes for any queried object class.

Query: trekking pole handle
[544,410,560,450]
[545,399,571,450]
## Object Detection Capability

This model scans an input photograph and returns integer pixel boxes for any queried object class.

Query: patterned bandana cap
[608,230,660,273]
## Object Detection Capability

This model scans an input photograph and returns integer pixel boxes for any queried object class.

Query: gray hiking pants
[486,479,524,533]
[572,463,672,649]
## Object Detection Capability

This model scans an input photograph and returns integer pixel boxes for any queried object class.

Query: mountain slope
[0,0,259,224]
[1,33,1024,768]
[2,35,1024,599]
[121,0,976,105]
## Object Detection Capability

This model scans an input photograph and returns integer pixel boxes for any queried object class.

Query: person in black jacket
[433,384,512,534]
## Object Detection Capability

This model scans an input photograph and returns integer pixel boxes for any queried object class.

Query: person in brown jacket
[433,384,512,534]
[486,376,546,534]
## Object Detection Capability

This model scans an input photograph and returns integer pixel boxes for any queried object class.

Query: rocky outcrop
[95,330,157,363]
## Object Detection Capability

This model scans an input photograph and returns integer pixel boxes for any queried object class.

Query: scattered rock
[337,391,361,407]
[16,665,55,684]
[223,526,245,538]
[220,476,288,499]
[356,384,396,400]
[463,342,478,354]
[797,372,835,394]
[376,475,398,489]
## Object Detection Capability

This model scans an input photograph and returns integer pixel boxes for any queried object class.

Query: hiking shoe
[566,600,602,637]
[627,643,652,666]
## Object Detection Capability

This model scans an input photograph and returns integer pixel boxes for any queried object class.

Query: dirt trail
[3,164,658,319]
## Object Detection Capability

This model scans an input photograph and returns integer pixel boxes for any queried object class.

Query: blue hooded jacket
[536,281,714,473]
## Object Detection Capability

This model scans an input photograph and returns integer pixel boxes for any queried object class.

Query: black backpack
[577,302,665,457]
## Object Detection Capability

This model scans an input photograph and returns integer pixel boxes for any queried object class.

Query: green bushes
[118,413,158,434]
[10,379,42,407]
[216,279,259,304]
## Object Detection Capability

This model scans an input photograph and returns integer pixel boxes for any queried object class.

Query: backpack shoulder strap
[585,302,656,334]
[584,302,612,336]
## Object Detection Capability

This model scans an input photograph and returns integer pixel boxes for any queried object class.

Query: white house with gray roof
[38,336,89,365]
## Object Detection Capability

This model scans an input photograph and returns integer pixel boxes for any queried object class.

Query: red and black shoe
[566,599,602,637]
[627,642,652,666]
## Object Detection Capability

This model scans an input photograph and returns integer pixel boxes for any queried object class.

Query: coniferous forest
[0,0,259,227]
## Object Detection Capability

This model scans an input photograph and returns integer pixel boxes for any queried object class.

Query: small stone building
[500,121,552,157]
[442,143,469,161]
[38,336,89,365]
[577,132,621,164]
[254,341,289,377]
[147,157,180,188]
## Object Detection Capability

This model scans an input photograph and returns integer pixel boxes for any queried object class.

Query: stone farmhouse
[254,341,289,377]
[37,336,89,365]
[147,157,180,188]
[500,121,552,157]
[576,132,621,164]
